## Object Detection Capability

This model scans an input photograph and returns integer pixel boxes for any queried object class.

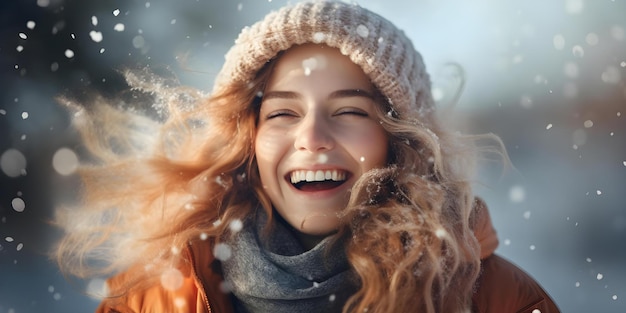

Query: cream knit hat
[213,0,434,117]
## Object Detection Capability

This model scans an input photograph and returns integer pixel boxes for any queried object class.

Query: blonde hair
[339,96,484,312]
[55,59,499,312]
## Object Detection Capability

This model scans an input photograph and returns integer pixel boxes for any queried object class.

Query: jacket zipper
[186,244,213,313]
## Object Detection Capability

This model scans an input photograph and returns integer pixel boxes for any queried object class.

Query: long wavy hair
[55,52,499,312]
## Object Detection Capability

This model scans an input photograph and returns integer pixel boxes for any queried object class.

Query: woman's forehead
[266,44,374,92]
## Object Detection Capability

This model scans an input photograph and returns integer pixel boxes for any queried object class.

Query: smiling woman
[53,1,560,313]
[255,44,389,241]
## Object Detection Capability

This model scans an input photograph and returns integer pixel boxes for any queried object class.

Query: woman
[55,1,560,312]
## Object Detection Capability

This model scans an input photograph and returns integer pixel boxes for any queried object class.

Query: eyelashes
[265,109,297,120]
[334,108,369,117]
[264,108,369,120]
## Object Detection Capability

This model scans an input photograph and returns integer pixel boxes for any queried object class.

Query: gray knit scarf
[221,210,358,313]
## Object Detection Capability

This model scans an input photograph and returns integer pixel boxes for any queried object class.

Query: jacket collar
[187,198,499,312]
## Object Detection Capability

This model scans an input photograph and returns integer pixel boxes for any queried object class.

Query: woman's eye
[266,110,297,120]
[336,108,369,117]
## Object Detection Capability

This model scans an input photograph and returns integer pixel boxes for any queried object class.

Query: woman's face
[255,44,389,240]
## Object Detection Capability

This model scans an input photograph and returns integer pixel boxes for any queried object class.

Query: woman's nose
[294,113,335,152]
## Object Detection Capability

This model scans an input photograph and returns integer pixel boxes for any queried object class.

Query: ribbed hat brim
[213,0,434,117]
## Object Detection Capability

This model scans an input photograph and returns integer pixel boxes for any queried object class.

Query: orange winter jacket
[97,204,560,313]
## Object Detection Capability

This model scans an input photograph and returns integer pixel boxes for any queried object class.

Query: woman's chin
[291,214,341,249]
[298,213,341,235]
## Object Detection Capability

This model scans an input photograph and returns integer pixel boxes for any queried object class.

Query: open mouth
[288,169,349,192]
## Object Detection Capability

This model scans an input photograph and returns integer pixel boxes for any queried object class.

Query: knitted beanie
[213,0,434,117]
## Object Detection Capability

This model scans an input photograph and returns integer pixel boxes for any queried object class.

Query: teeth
[290,170,347,184]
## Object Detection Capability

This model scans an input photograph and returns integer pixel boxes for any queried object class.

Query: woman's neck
[273,211,334,250]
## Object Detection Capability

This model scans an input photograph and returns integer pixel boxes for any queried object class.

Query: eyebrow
[329,89,374,100]
[262,89,375,101]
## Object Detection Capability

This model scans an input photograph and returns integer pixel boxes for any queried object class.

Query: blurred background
[1,0,624,312]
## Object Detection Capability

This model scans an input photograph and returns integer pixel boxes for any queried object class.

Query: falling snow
[302,57,318,76]
[312,32,325,43]
[356,25,369,38]
[553,34,566,50]
[132,36,145,49]
[86,278,108,299]
[305,55,327,76]
[509,185,526,203]
[171,246,181,255]
[435,228,447,239]
[160,268,184,291]
[12,198,25,212]
[431,88,444,102]
[565,0,584,15]
[601,66,621,84]
[572,129,587,147]
[64,49,75,58]
[229,219,243,232]
[520,95,533,108]
[89,30,103,43]
[585,33,599,46]
[213,243,232,261]
[174,297,186,308]
[1,149,27,178]
[572,45,585,58]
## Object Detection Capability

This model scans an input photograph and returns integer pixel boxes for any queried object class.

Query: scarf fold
[218,200,499,313]
[221,210,358,313]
